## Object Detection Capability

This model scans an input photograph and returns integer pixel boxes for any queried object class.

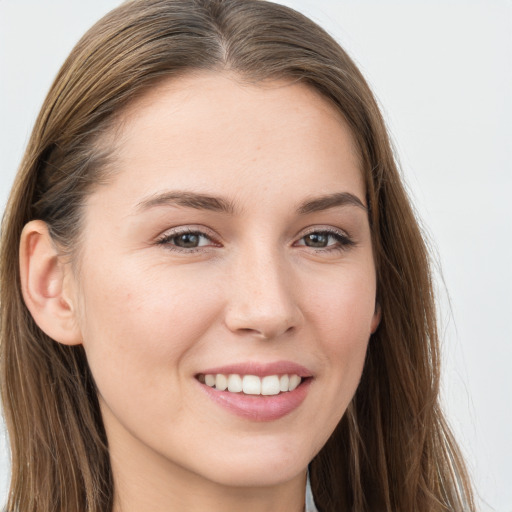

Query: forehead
[116,72,360,162]
[91,72,364,213]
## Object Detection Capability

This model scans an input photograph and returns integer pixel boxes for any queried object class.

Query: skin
[25,73,380,511]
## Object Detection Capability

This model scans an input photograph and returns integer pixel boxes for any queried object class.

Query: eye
[156,228,217,251]
[295,229,354,251]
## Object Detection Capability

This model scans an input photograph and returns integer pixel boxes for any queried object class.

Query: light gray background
[1,1,511,510]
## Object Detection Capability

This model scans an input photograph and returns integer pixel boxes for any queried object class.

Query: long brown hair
[0,1,475,510]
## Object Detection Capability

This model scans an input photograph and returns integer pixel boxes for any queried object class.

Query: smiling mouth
[196,373,305,396]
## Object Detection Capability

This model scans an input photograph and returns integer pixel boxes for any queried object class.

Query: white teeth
[202,373,303,395]
[261,375,281,396]
[279,374,289,392]
[288,374,301,391]
[215,374,227,391]
[242,375,261,395]
[205,374,216,387]
[227,374,243,393]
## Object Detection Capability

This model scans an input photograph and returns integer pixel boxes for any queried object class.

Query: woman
[0,0,475,511]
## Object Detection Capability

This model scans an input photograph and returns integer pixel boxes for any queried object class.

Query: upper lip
[197,361,313,378]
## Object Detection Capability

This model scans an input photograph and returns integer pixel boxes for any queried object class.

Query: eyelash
[155,227,355,253]
[294,228,355,253]
[156,228,219,253]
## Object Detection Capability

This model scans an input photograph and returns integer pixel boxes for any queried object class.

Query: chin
[191,440,313,488]
[205,465,305,489]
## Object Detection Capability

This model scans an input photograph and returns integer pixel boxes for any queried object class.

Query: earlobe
[370,302,381,334]
[19,220,82,346]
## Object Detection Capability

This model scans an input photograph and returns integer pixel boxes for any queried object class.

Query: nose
[224,248,303,340]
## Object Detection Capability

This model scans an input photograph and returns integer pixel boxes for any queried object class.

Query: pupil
[305,233,328,247]
[176,233,199,248]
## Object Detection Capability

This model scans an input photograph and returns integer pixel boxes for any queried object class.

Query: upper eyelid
[301,226,346,234]
[295,225,351,239]
[156,225,217,239]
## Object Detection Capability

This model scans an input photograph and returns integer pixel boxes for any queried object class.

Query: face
[70,73,379,491]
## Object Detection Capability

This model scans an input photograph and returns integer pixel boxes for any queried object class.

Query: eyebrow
[136,191,236,214]
[297,192,367,214]
[136,190,366,215]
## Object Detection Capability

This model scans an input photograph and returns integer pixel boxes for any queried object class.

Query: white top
[305,472,319,512]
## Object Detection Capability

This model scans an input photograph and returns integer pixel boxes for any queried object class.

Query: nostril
[223,290,303,339]
[236,325,295,340]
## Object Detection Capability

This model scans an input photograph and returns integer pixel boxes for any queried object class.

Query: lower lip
[197,379,312,422]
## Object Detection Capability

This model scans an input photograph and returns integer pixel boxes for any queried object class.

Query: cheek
[306,261,377,343]
[301,266,375,424]
[74,261,222,400]
[80,256,217,337]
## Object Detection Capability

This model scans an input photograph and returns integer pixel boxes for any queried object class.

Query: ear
[370,301,381,334]
[19,220,82,345]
